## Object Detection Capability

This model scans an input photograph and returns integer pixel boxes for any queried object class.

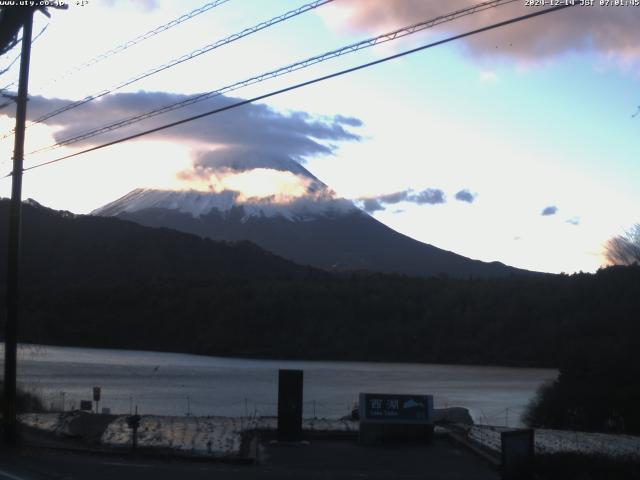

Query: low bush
[0,382,46,413]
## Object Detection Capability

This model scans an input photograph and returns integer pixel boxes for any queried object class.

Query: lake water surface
[8,344,556,427]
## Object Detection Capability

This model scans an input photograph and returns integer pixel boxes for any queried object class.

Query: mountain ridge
[0,198,318,288]
[94,188,535,278]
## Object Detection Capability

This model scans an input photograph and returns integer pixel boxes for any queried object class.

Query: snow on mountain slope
[93,188,358,222]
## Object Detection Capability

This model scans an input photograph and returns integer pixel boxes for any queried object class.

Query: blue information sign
[360,393,433,424]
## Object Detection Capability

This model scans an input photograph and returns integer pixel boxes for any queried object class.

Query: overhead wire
[26,0,520,157]
[6,3,574,178]
[0,24,47,77]
[0,0,231,92]
[7,0,334,136]
[0,21,50,174]
[0,23,50,110]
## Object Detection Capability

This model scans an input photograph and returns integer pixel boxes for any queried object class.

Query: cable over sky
[1,0,334,138]
[27,0,519,157]
[0,0,231,92]
[15,3,576,176]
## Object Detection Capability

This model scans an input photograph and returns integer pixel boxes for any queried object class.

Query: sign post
[127,411,141,449]
[93,387,101,414]
[358,393,434,445]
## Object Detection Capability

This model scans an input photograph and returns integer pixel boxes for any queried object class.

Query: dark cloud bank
[22,91,362,179]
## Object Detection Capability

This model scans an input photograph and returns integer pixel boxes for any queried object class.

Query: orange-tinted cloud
[323,1,640,61]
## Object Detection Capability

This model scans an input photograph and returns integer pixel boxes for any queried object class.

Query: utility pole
[3,8,34,446]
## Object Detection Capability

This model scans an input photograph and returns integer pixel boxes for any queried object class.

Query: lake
[8,344,556,426]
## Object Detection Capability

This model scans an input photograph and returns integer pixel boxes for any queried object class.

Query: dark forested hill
[1,199,639,368]
[0,199,318,288]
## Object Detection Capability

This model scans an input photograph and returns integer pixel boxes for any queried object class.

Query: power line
[10,3,575,177]
[0,22,50,98]
[0,0,231,92]
[12,0,334,134]
[0,51,22,77]
[0,23,48,79]
[27,0,519,156]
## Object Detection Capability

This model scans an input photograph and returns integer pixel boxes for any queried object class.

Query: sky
[0,0,638,274]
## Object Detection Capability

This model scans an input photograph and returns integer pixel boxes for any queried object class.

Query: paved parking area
[0,436,499,480]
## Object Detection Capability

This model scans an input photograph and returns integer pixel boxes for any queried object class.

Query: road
[0,438,499,480]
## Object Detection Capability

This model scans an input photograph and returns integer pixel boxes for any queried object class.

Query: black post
[132,424,138,448]
[277,369,303,442]
[126,409,141,450]
[3,9,34,446]
[501,429,535,480]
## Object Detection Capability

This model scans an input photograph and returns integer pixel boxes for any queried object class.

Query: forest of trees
[7,264,637,369]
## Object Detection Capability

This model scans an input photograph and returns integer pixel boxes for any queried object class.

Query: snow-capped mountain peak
[92,188,357,221]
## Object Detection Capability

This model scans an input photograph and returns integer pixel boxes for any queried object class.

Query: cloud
[541,205,558,216]
[413,188,446,205]
[378,190,410,204]
[358,187,446,212]
[323,1,640,62]
[454,189,476,203]
[566,216,580,225]
[182,148,319,180]
[334,115,364,127]
[11,92,364,205]
[24,92,361,158]
[176,168,315,203]
[18,92,362,189]
[362,198,384,213]
[103,0,160,11]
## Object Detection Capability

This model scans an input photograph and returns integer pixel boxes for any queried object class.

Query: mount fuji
[92,165,528,278]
